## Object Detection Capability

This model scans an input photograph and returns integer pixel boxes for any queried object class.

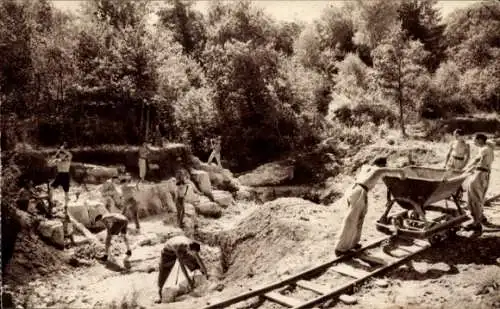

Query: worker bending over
[444,129,470,171]
[95,213,131,262]
[334,157,406,255]
[463,133,495,232]
[155,235,208,304]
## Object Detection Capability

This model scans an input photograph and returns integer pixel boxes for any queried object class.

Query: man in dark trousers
[94,212,132,262]
[155,235,208,304]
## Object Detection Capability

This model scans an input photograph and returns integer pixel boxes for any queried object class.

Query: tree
[334,53,372,104]
[0,0,33,117]
[157,0,207,60]
[444,1,500,70]
[352,0,400,50]
[398,0,445,72]
[372,24,430,136]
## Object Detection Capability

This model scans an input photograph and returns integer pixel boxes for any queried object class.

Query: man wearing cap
[155,235,208,304]
[334,157,407,255]
[462,133,495,232]
[444,129,470,171]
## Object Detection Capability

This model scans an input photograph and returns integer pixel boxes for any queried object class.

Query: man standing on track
[334,157,407,256]
[444,129,470,171]
[155,235,208,304]
[463,133,495,232]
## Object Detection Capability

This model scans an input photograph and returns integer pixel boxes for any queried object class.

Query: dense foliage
[1,0,499,170]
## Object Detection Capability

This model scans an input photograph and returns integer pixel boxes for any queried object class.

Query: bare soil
[3,138,500,309]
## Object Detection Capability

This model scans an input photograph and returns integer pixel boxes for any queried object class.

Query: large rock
[237,161,294,187]
[37,220,64,247]
[68,204,91,227]
[70,162,119,185]
[191,156,240,192]
[190,170,213,196]
[194,201,222,218]
[212,190,234,208]
[68,201,109,228]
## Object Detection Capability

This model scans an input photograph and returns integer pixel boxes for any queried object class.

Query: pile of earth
[3,232,68,286]
[216,197,338,284]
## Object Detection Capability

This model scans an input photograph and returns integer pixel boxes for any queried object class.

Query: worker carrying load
[155,235,208,304]
[334,157,407,255]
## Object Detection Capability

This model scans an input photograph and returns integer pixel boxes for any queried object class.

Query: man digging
[94,213,132,262]
[155,235,208,304]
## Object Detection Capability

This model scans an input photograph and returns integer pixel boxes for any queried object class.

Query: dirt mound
[3,233,68,285]
[218,198,334,283]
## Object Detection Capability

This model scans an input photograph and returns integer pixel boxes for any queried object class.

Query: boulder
[237,161,294,187]
[70,162,119,185]
[68,201,108,228]
[194,201,222,218]
[190,170,212,196]
[190,156,240,191]
[86,202,109,224]
[235,186,255,201]
[68,204,91,227]
[212,190,234,208]
[37,220,64,247]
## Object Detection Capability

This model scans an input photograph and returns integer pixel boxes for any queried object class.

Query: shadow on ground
[387,235,500,281]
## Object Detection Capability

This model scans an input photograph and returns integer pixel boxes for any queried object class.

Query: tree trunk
[140,101,145,142]
[145,104,150,142]
[397,60,406,137]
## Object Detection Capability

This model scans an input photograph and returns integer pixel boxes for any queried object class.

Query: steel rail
[201,236,392,309]
[292,240,431,308]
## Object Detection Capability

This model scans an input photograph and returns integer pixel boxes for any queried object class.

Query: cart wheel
[446,228,458,239]
[429,235,442,246]
[409,210,419,220]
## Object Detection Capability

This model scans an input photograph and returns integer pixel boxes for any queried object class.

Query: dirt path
[6,141,500,309]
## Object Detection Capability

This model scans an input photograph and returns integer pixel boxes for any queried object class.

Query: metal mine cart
[376,166,471,245]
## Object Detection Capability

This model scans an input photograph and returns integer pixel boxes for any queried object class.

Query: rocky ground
[3,137,500,309]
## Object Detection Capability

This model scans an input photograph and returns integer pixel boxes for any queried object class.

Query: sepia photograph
[1,0,499,308]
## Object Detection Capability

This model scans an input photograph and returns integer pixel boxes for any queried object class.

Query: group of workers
[15,138,222,303]
[334,130,495,255]
[16,130,495,301]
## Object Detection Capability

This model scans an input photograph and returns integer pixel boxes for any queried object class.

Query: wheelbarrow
[376,167,471,244]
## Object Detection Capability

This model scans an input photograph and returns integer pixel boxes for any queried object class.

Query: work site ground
[3,137,500,309]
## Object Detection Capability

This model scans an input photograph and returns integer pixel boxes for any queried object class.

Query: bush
[333,103,397,127]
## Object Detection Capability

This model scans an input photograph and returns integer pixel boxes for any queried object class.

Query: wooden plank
[339,294,357,305]
[486,193,500,204]
[357,254,387,266]
[295,280,330,295]
[264,292,302,307]
[330,264,371,279]
[201,236,392,309]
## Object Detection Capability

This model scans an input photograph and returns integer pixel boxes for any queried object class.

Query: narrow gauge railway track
[202,235,433,309]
